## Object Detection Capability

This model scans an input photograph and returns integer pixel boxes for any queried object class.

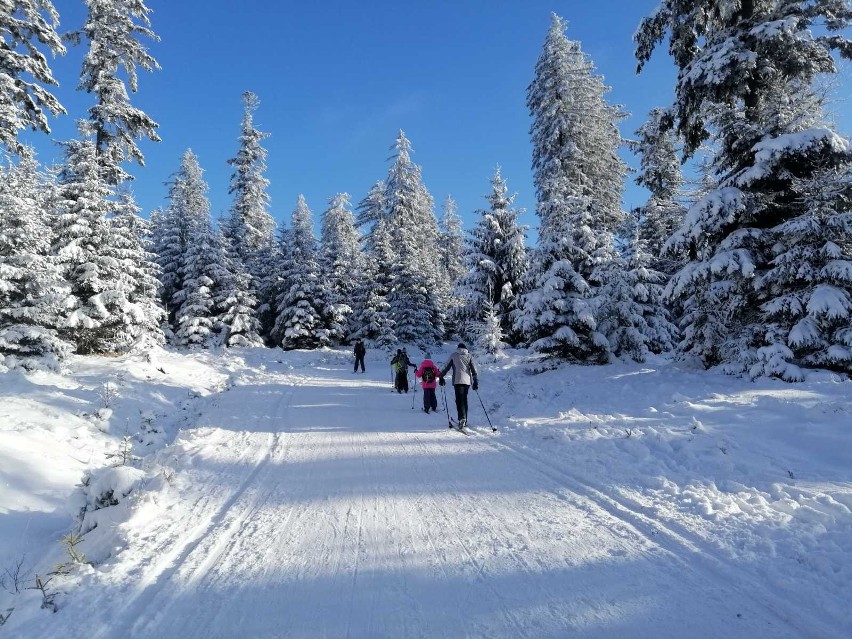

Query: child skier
[414,353,441,413]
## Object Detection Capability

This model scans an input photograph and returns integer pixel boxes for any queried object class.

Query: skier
[391,348,415,393]
[353,339,366,373]
[414,352,441,413]
[439,343,478,428]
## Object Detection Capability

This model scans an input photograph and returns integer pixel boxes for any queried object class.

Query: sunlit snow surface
[1,347,850,638]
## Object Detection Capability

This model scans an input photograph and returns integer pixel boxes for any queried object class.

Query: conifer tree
[53,134,149,354]
[0,0,66,154]
[273,196,341,349]
[439,195,466,338]
[472,301,507,360]
[153,150,211,330]
[109,187,164,347]
[516,14,626,363]
[351,181,396,345]
[74,0,161,186]
[383,131,443,346]
[0,149,71,368]
[636,0,852,377]
[355,180,387,232]
[223,91,276,333]
[320,193,361,338]
[440,196,466,286]
[172,216,226,349]
[214,240,264,348]
[458,168,528,344]
[632,108,686,276]
[350,207,396,348]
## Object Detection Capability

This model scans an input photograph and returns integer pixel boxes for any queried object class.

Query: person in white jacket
[439,343,479,428]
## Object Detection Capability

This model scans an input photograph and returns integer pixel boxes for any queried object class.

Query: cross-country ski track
[20,352,835,638]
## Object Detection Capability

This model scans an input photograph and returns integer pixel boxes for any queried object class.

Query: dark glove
[472,381,479,391]
[439,377,445,386]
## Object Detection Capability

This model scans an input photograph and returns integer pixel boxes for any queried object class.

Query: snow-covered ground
[1,346,850,638]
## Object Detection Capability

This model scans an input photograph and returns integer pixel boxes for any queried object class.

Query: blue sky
[24,1,852,236]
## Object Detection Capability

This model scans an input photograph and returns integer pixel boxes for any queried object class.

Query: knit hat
[425,351,432,359]
[457,343,466,350]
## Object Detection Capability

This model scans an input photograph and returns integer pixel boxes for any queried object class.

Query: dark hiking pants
[395,370,408,392]
[423,387,437,412]
[454,384,470,423]
[354,354,365,372]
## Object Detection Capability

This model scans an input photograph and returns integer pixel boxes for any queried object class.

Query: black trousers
[422,387,437,411]
[395,370,408,392]
[453,384,470,423]
[354,354,365,372]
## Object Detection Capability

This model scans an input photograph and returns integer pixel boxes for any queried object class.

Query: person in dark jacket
[391,348,416,393]
[439,343,478,427]
[353,339,366,373]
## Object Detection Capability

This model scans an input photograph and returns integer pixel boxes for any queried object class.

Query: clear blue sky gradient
[24,1,852,236]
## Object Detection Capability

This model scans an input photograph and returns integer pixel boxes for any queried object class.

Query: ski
[446,417,473,435]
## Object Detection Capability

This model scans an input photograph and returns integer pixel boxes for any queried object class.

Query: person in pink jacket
[414,353,441,413]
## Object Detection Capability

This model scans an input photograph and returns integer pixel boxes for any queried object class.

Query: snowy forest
[2,1,852,383]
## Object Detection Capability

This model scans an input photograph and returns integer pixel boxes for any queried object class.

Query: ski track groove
[343,430,365,639]
[101,370,307,639]
[480,434,838,639]
[393,430,535,639]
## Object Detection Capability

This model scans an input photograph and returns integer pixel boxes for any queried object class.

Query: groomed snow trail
[34,353,812,638]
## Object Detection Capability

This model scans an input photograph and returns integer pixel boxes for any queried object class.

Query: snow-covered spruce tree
[53,133,147,354]
[472,301,507,360]
[273,196,342,349]
[757,161,852,379]
[153,150,212,331]
[351,186,396,347]
[457,167,528,345]
[214,237,264,348]
[516,14,627,364]
[350,181,395,345]
[636,0,852,378]
[109,187,164,348]
[0,0,66,154]
[596,213,679,361]
[0,149,72,369]
[223,91,276,334]
[172,215,229,349]
[438,195,466,338]
[383,131,444,346]
[355,180,387,231]
[632,107,687,276]
[73,0,160,186]
[320,193,361,339]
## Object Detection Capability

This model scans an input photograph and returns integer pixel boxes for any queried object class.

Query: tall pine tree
[516,14,626,364]
[223,91,276,334]
[383,131,444,346]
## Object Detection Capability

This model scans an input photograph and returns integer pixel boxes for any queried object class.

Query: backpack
[421,367,436,384]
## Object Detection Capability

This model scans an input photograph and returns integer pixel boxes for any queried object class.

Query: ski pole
[475,389,497,432]
[411,377,417,409]
[441,384,453,428]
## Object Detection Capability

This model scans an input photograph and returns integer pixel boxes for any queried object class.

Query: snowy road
[24,352,824,638]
